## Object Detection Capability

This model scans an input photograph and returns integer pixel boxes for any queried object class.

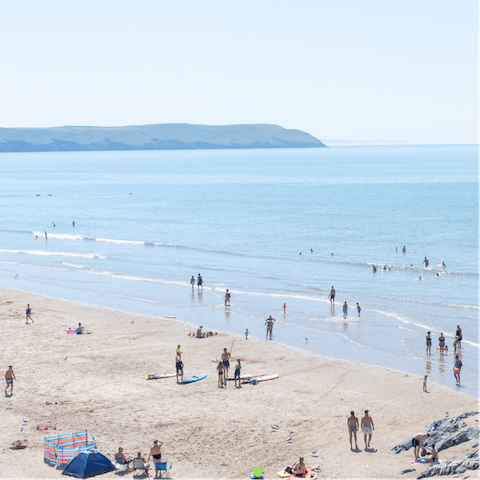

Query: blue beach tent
[62,450,115,478]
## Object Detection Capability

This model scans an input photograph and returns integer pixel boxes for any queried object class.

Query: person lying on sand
[292,457,307,477]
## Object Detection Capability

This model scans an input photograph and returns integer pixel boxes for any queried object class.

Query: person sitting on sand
[114,447,132,467]
[347,411,359,450]
[292,457,307,477]
[76,323,85,334]
[427,443,438,462]
[196,326,205,338]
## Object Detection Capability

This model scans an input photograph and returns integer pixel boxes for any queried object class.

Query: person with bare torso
[221,348,231,378]
[292,457,307,477]
[148,440,163,463]
[361,410,374,448]
[347,411,359,450]
[438,333,446,355]
[5,366,16,396]
[412,433,430,460]
[216,361,225,388]
[265,316,276,339]
[426,331,432,355]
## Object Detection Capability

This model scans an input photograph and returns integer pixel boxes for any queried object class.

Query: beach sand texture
[1,287,477,479]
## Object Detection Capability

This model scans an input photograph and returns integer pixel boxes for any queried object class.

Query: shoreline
[1,285,478,479]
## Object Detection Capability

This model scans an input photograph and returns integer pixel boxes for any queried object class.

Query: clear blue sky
[0,0,477,144]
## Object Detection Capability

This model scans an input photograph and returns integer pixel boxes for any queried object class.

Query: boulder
[398,468,416,475]
[436,430,469,452]
[392,438,413,454]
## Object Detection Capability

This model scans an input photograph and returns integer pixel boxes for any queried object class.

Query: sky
[0,0,477,144]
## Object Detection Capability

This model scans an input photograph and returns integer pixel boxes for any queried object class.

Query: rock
[456,411,479,421]
[455,466,466,474]
[467,449,478,459]
[426,411,479,434]
[436,430,470,452]
[466,423,479,439]
[392,438,413,454]
[398,468,416,475]
[472,440,479,448]
[423,432,442,447]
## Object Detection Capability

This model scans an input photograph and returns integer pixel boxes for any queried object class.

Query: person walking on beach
[175,354,184,383]
[342,301,348,319]
[5,365,16,396]
[426,332,432,355]
[265,315,276,339]
[283,303,286,314]
[361,410,374,448]
[438,333,446,355]
[234,359,242,388]
[26,304,33,324]
[245,329,249,340]
[455,325,462,348]
[453,355,462,386]
[347,411,359,450]
[216,361,225,388]
[422,257,429,267]
[176,345,182,356]
[224,289,231,306]
[221,348,231,378]
[197,274,203,289]
[329,287,336,303]
[356,303,361,317]
[190,276,195,289]
[148,440,163,464]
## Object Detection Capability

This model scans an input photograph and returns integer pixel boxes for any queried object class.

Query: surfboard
[225,373,265,381]
[166,316,176,319]
[147,373,176,380]
[241,374,279,384]
[179,374,206,384]
[436,264,445,268]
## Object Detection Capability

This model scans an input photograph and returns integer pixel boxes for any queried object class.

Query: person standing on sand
[438,333,446,355]
[190,276,195,289]
[453,355,462,386]
[26,304,33,324]
[216,361,225,388]
[175,354,184,383]
[426,332,432,355]
[234,359,242,388]
[222,348,231,378]
[342,301,348,319]
[329,287,335,303]
[361,410,374,448]
[5,365,16,396]
[265,315,276,339]
[347,411,359,450]
[245,329,249,340]
[148,440,163,464]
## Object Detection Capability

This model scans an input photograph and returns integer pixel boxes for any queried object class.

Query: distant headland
[0,123,326,153]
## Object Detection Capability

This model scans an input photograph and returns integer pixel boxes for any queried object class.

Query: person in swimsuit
[412,433,430,460]
[234,359,242,388]
[221,348,231,377]
[356,303,361,317]
[402,246,406,253]
[26,304,33,324]
[45,231,47,239]
[453,355,462,386]
[292,457,307,477]
[426,331,432,355]
[148,440,163,465]
[196,326,205,338]
[115,447,132,467]
[245,329,249,340]
[453,336,460,352]
[190,276,195,289]
[73,221,75,227]
[347,411,359,449]
[265,316,276,339]
[330,287,335,303]
[428,443,438,462]
[343,301,348,319]
[455,325,462,348]
[5,365,16,396]
[438,333,446,355]
[197,274,203,289]
[175,354,184,383]
[372,264,377,273]
[283,303,286,314]
[76,323,85,334]
[422,257,429,267]
[216,361,225,388]
[225,289,230,306]
[361,410,374,448]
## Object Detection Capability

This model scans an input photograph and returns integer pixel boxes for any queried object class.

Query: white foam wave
[0,249,106,259]
[33,231,87,240]
[96,238,145,245]
[62,263,85,268]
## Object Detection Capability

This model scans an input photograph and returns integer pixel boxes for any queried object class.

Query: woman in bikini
[217,361,225,388]
[148,440,163,474]
[292,457,307,477]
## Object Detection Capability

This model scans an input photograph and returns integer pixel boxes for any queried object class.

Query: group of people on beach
[411,433,438,463]
[216,348,242,388]
[328,287,361,318]
[425,325,464,386]
[114,440,164,475]
[190,274,203,290]
[347,410,374,450]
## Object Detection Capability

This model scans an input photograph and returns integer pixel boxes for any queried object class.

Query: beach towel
[66,330,92,335]
[277,468,317,479]
[410,458,440,465]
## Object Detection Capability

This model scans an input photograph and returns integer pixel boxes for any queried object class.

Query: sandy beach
[0,286,478,479]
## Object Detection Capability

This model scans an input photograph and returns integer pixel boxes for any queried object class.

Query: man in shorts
[221,348,231,378]
[265,316,276,340]
[5,365,16,396]
[438,333,446,355]
[412,433,430,460]
[361,410,375,448]
[234,359,242,388]
[453,355,462,386]
[175,354,184,383]
[347,411,359,450]
[330,287,335,304]
[26,304,33,324]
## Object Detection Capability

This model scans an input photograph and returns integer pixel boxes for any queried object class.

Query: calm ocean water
[0,145,478,394]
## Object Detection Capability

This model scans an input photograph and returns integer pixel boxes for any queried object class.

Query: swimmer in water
[310,249,313,253]
[402,246,406,253]
[441,262,445,267]
[72,221,75,227]
[44,231,47,239]
[419,276,422,280]
[372,264,377,273]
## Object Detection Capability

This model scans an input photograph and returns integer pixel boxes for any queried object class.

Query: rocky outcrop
[398,468,416,475]
[416,450,479,478]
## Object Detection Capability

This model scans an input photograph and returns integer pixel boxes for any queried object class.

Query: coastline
[1,286,477,479]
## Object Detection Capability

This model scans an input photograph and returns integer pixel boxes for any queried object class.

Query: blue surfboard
[180,374,206,384]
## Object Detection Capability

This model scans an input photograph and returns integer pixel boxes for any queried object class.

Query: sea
[0,145,478,395]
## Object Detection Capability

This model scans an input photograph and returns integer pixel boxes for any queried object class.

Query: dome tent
[62,450,115,478]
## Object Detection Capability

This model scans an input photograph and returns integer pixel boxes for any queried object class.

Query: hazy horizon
[0,0,477,145]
